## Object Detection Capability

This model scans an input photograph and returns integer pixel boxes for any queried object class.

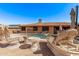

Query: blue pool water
[32,34,47,39]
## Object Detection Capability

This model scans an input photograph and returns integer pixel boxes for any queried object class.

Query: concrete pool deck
[0,40,54,56]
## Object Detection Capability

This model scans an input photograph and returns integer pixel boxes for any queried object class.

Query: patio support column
[38,26,42,33]
[59,25,62,31]
[25,27,28,37]
[49,26,54,34]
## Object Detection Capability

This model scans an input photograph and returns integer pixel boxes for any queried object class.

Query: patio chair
[53,29,78,46]
[47,29,79,56]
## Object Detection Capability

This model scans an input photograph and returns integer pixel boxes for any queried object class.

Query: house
[8,25,21,33]
[19,19,71,34]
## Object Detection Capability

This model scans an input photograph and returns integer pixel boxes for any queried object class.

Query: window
[54,26,59,34]
[21,27,26,31]
[33,26,38,31]
[62,27,70,30]
[42,26,49,31]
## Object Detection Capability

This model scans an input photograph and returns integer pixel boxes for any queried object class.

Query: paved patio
[0,41,54,56]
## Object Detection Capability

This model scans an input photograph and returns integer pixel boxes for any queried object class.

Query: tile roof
[20,22,70,26]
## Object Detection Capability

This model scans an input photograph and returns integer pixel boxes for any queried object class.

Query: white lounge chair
[47,29,79,56]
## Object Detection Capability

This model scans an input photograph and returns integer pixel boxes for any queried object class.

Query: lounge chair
[47,29,79,56]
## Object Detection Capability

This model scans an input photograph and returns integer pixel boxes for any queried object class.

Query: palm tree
[0,25,4,40]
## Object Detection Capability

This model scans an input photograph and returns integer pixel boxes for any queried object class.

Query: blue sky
[0,3,79,24]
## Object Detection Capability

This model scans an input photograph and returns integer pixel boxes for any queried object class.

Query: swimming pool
[32,34,47,39]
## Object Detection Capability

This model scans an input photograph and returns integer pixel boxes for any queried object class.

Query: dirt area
[0,42,54,56]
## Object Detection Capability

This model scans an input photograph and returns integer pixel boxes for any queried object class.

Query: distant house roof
[20,22,71,27]
[9,25,21,29]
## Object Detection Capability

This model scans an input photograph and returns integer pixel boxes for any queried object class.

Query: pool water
[32,34,47,39]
